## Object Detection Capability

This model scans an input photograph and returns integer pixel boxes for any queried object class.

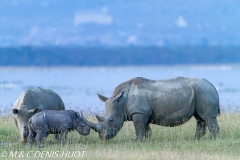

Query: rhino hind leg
[132,113,150,141]
[27,126,37,148]
[194,112,219,140]
[36,132,45,148]
[194,114,207,140]
[195,120,207,140]
[206,118,220,140]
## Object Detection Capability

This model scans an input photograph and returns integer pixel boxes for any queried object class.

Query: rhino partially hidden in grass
[12,87,65,143]
[28,110,90,147]
[81,77,220,141]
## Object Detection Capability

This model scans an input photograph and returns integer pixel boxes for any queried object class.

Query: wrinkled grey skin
[81,77,220,141]
[12,87,65,143]
[28,110,90,148]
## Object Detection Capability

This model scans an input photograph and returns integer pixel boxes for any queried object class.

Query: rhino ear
[113,91,125,103]
[74,112,80,119]
[96,115,105,122]
[27,108,39,114]
[97,93,108,102]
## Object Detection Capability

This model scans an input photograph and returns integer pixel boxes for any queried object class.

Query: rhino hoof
[38,144,44,148]
[135,138,143,142]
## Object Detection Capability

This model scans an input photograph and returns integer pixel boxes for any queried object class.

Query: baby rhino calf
[27,110,90,148]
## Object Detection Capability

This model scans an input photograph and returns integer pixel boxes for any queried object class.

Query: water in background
[0,65,240,116]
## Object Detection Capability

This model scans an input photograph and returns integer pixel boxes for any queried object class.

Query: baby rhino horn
[96,115,105,122]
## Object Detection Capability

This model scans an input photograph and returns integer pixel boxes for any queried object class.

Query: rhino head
[73,112,90,136]
[12,107,39,143]
[81,91,125,140]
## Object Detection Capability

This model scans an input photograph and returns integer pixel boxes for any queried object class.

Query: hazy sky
[1,0,240,47]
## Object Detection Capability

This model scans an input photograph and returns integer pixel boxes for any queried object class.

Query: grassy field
[1,113,240,160]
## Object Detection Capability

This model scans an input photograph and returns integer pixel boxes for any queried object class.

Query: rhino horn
[81,112,101,133]
[96,115,105,122]
[97,93,108,102]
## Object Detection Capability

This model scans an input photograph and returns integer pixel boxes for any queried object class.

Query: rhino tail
[218,105,221,116]
[28,118,32,125]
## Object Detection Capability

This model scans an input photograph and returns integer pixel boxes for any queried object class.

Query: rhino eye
[109,118,113,121]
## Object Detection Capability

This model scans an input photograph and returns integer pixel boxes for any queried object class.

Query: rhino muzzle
[20,127,29,143]
[100,133,115,140]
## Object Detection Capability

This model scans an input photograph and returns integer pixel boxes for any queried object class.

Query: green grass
[1,114,240,160]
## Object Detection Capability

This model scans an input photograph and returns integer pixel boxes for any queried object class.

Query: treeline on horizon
[0,46,240,66]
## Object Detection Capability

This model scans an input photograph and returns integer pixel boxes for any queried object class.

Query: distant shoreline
[0,63,239,69]
[1,46,240,66]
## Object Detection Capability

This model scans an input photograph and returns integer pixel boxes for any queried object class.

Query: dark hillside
[1,46,240,66]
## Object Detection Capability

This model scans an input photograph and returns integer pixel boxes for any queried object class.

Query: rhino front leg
[60,125,68,147]
[53,134,60,142]
[145,124,152,139]
[132,113,150,141]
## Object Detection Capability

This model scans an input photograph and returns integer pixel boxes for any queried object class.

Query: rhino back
[30,110,73,131]
[12,90,41,110]
[124,77,195,120]
[32,87,65,110]
[12,87,65,111]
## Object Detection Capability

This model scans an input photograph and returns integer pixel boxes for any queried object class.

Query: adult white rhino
[12,87,65,143]
[81,77,220,141]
